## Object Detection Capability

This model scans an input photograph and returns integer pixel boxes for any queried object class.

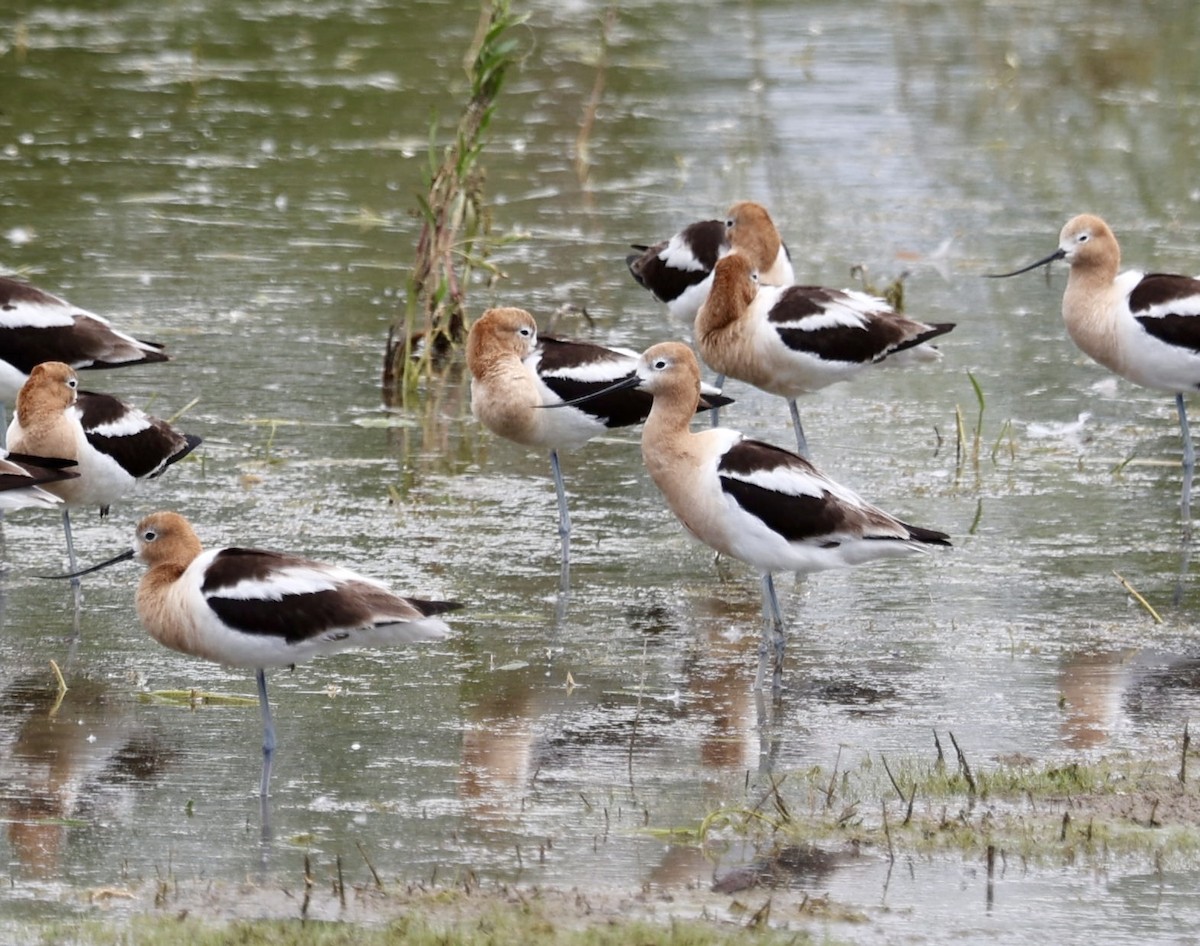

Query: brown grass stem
[1113,570,1164,623]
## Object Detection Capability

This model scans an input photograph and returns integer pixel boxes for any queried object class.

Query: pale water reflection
[2,0,1200,942]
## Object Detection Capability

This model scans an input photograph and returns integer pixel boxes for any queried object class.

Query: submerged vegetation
[11,743,1199,945]
[15,884,823,946]
[680,739,1200,890]
[383,0,527,404]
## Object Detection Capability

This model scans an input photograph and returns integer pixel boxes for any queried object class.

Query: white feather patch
[0,301,83,329]
[206,563,363,602]
[721,463,830,500]
[773,305,871,333]
[722,447,874,512]
[659,232,711,272]
[1139,298,1200,319]
[76,404,155,438]
[531,350,638,384]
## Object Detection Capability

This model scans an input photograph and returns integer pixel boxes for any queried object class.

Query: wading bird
[0,276,168,404]
[627,201,795,325]
[45,510,459,798]
[990,214,1200,522]
[466,306,730,576]
[697,253,954,456]
[553,342,950,690]
[7,362,200,604]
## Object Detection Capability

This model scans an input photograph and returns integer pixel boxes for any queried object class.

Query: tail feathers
[698,379,734,412]
[4,452,77,471]
[180,433,204,458]
[85,344,170,367]
[901,522,952,547]
[155,433,203,477]
[888,322,956,359]
[698,392,735,412]
[408,598,464,618]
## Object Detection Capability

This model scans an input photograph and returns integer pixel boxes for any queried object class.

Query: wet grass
[688,741,1200,874]
[14,885,828,946]
[8,746,1198,943]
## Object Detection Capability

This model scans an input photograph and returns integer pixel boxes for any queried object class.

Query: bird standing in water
[696,253,954,456]
[47,510,459,800]
[7,361,200,606]
[991,214,1200,524]
[466,306,729,579]
[627,200,795,325]
[554,342,950,690]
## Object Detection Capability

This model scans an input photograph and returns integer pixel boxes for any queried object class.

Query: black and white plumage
[7,361,200,604]
[991,213,1200,521]
[627,201,795,325]
[6,362,200,518]
[563,341,950,690]
[74,390,201,511]
[697,253,955,456]
[628,218,727,324]
[0,276,168,402]
[54,511,459,797]
[0,450,78,510]
[466,306,730,572]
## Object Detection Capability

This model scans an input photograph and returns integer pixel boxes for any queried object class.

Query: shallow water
[3,1,1200,942]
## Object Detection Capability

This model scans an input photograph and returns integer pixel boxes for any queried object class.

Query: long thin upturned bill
[38,547,135,580]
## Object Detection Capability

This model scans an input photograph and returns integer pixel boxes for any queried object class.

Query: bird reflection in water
[0,673,174,878]
[1057,651,1136,750]
[456,588,774,840]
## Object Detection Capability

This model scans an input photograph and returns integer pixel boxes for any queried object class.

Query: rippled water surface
[3,1,1200,942]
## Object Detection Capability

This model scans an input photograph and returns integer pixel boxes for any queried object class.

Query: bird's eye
[66,378,77,389]
[724,218,734,229]
[652,357,669,371]
[141,528,157,543]
[751,271,760,284]
[518,326,533,337]
[1077,232,1090,244]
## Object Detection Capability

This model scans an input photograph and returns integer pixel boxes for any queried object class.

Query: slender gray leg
[755,573,786,692]
[1175,538,1193,607]
[1177,393,1194,531]
[754,690,782,774]
[755,628,768,690]
[62,508,82,613]
[755,571,772,688]
[256,668,276,798]
[548,449,571,572]
[710,373,726,428]
[0,403,5,523]
[788,399,809,459]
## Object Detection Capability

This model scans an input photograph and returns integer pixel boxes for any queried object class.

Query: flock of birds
[5,203,1200,798]
[0,276,457,797]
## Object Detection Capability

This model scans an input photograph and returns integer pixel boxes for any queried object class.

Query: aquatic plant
[384,0,527,404]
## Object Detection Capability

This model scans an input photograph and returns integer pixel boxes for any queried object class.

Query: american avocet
[627,201,795,325]
[0,451,78,510]
[697,253,955,456]
[48,511,458,797]
[0,277,168,403]
[466,306,730,573]
[7,362,200,599]
[557,342,950,690]
[989,214,1200,520]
